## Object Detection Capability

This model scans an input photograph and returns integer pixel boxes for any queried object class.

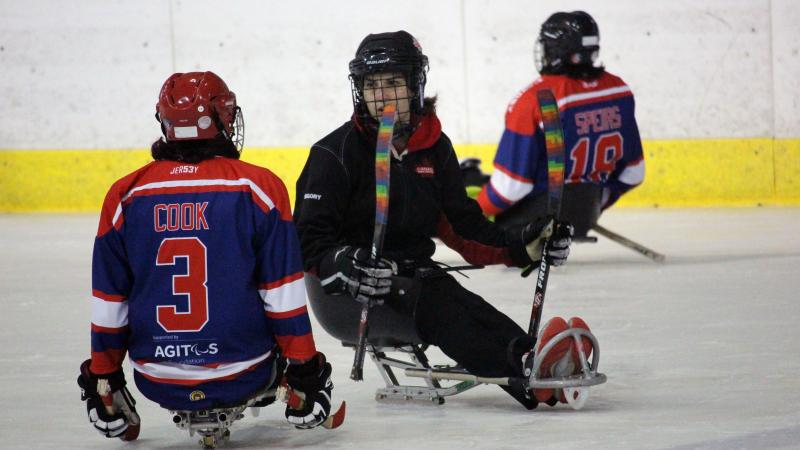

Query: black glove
[77,359,140,440]
[459,157,490,188]
[283,353,334,429]
[545,221,573,266]
[317,246,396,304]
[508,217,573,267]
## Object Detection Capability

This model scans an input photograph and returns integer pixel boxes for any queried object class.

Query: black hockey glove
[508,217,573,267]
[459,158,490,200]
[545,221,573,266]
[283,352,334,429]
[459,158,490,187]
[317,245,397,305]
[77,359,140,440]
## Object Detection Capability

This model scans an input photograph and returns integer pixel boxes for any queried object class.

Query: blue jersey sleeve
[478,89,546,216]
[604,96,645,208]
[90,188,133,375]
[255,177,317,361]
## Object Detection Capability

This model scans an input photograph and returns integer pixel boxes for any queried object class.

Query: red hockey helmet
[155,71,243,149]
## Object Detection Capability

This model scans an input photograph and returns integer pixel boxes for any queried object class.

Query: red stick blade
[323,401,346,429]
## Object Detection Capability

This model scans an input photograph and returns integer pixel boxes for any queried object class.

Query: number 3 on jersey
[567,131,624,183]
[156,237,209,332]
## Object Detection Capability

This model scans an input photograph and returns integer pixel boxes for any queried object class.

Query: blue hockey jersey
[89,157,316,410]
[478,72,644,216]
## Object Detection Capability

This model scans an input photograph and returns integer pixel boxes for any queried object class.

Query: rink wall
[1,138,798,212]
[1,0,799,211]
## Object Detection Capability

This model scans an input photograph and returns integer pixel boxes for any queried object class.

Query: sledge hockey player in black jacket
[294,30,594,409]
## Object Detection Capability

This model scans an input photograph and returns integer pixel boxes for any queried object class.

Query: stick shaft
[350,303,371,380]
[350,103,396,381]
[528,89,565,338]
[592,224,665,262]
[528,250,551,338]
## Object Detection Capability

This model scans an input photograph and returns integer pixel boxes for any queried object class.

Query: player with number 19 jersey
[89,157,316,411]
[478,72,645,217]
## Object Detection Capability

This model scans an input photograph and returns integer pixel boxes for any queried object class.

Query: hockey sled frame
[405,327,605,391]
[364,343,482,404]
[169,387,277,448]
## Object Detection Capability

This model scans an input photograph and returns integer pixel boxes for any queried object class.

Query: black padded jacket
[293,114,530,273]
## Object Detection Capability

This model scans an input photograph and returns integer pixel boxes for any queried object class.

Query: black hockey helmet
[535,11,601,76]
[349,31,429,128]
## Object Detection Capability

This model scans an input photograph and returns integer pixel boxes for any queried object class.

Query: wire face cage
[231,107,244,152]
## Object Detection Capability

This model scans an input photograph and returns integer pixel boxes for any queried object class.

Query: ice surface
[1,209,799,449]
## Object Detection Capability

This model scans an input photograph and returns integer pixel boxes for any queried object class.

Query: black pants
[412,272,538,409]
[304,272,537,408]
[414,273,526,378]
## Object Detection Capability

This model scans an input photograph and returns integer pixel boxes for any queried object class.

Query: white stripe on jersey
[91,296,129,328]
[131,349,272,381]
[259,276,307,313]
[112,178,276,225]
[558,85,632,109]
[618,159,645,185]
[490,169,534,203]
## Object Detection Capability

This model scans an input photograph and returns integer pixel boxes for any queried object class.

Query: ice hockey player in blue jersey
[477,11,645,238]
[77,71,336,443]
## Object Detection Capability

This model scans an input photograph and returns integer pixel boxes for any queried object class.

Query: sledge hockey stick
[351,103,397,381]
[527,89,566,339]
[277,384,347,429]
[592,224,665,262]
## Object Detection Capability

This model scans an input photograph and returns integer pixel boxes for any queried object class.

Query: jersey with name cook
[89,157,315,410]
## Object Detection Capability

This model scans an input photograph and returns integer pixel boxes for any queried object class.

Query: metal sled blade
[171,406,245,449]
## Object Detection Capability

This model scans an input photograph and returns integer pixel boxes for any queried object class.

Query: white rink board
[1,209,799,449]
[1,0,799,149]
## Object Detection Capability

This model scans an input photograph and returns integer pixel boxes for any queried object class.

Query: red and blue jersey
[89,157,316,410]
[478,72,645,216]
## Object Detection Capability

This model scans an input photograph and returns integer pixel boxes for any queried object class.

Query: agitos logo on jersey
[154,343,219,358]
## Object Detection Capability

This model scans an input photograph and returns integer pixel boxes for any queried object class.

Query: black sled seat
[304,272,422,347]
[305,273,481,404]
[496,183,604,240]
